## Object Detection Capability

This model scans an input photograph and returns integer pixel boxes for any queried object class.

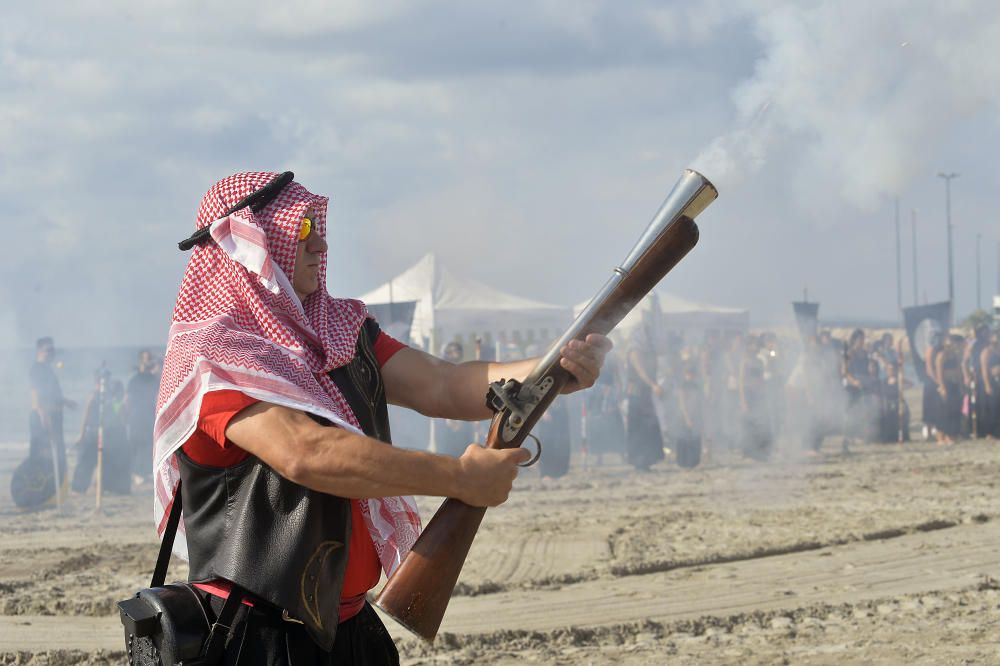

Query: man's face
[292,210,329,302]
[37,343,55,363]
[138,351,153,372]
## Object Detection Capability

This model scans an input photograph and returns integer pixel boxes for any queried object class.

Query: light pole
[894,198,902,313]
[911,209,919,306]
[937,172,958,322]
[976,233,982,311]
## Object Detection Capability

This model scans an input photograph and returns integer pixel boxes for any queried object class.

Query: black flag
[902,301,951,383]
[366,301,418,345]
[792,301,820,341]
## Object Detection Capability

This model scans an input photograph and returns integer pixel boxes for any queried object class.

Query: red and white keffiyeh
[153,171,420,576]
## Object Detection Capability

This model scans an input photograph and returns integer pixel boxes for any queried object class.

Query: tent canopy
[358,253,572,354]
[574,288,749,344]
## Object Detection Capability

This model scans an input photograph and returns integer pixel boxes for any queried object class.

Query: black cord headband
[177,171,295,251]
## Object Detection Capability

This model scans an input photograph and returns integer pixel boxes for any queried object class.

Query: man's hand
[455,445,530,507]
[560,334,613,394]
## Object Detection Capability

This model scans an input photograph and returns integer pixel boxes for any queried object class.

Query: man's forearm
[226,402,526,507]
[290,427,465,500]
[384,336,609,422]
[434,358,539,421]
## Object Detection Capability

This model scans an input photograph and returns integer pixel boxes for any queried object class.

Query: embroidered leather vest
[177,319,391,651]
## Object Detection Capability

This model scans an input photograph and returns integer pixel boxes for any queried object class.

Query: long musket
[970,372,978,438]
[897,338,905,445]
[375,169,718,641]
[96,367,107,510]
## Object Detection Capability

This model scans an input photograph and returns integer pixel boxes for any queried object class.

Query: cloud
[0,0,998,349]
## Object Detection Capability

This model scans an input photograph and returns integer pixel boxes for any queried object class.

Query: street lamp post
[894,198,902,313]
[937,172,959,322]
[977,233,982,311]
[911,209,919,306]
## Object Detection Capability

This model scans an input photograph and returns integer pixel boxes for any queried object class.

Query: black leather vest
[177,320,392,651]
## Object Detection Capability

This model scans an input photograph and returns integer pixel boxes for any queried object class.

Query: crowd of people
[579,322,1000,472]
[923,324,1000,445]
[426,321,1000,479]
[17,321,1000,504]
[15,338,160,507]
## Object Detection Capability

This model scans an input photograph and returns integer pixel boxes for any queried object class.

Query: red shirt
[183,330,406,623]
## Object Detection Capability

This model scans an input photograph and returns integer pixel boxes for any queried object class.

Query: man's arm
[30,387,51,433]
[935,352,947,396]
[225,402,529,506]
[962,344,974,385]
[739,358,748,412]
[628,348,661,397]
[982,347,993,396]
[381,335,611,421]
[925,348,936,384]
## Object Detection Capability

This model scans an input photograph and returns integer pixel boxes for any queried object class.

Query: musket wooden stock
[375,170,717,641]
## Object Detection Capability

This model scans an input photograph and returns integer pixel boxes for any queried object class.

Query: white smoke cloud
[692,0,1000,210]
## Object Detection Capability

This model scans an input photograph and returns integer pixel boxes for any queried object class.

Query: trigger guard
[519,433,542,467]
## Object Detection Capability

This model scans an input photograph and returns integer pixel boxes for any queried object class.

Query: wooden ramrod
[374,169,719,641]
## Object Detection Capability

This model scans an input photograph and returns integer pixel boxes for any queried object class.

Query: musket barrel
[525,169,716,387]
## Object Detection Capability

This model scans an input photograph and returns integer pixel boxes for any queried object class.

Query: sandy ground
[2,431,1000,665]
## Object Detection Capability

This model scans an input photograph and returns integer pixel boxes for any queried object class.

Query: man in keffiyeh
[154,171,610,664]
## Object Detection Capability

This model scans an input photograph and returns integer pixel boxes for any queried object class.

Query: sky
[1,0,998,348]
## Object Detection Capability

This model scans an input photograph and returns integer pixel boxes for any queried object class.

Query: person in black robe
[699,331,725,460]
[672,360,703,468]
[27,337,76,501]
[125,349,159,485]
[740,335,773,461]
[878,360,911,443]
[786,334,821,454]
[72,374,131,495]
[800,330,847,454]
[843,329,879,444]
[625,324,664,471]
[721,332,745,452]
[964,324,990,438]
[982,331,1000,438]
[760,332,786,442]
[536,396,571,478]
[922,333,944,441]
[583,353,626,465]
[934,334,964,443]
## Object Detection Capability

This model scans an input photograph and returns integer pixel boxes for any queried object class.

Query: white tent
[574,289,749,344]
[358,253,573,355]
[656,291,750,333]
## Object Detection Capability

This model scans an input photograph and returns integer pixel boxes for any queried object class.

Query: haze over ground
[2,0,998,348]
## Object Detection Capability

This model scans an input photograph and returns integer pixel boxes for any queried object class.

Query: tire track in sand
[455,525,610,595]
[383,517,1000,638]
